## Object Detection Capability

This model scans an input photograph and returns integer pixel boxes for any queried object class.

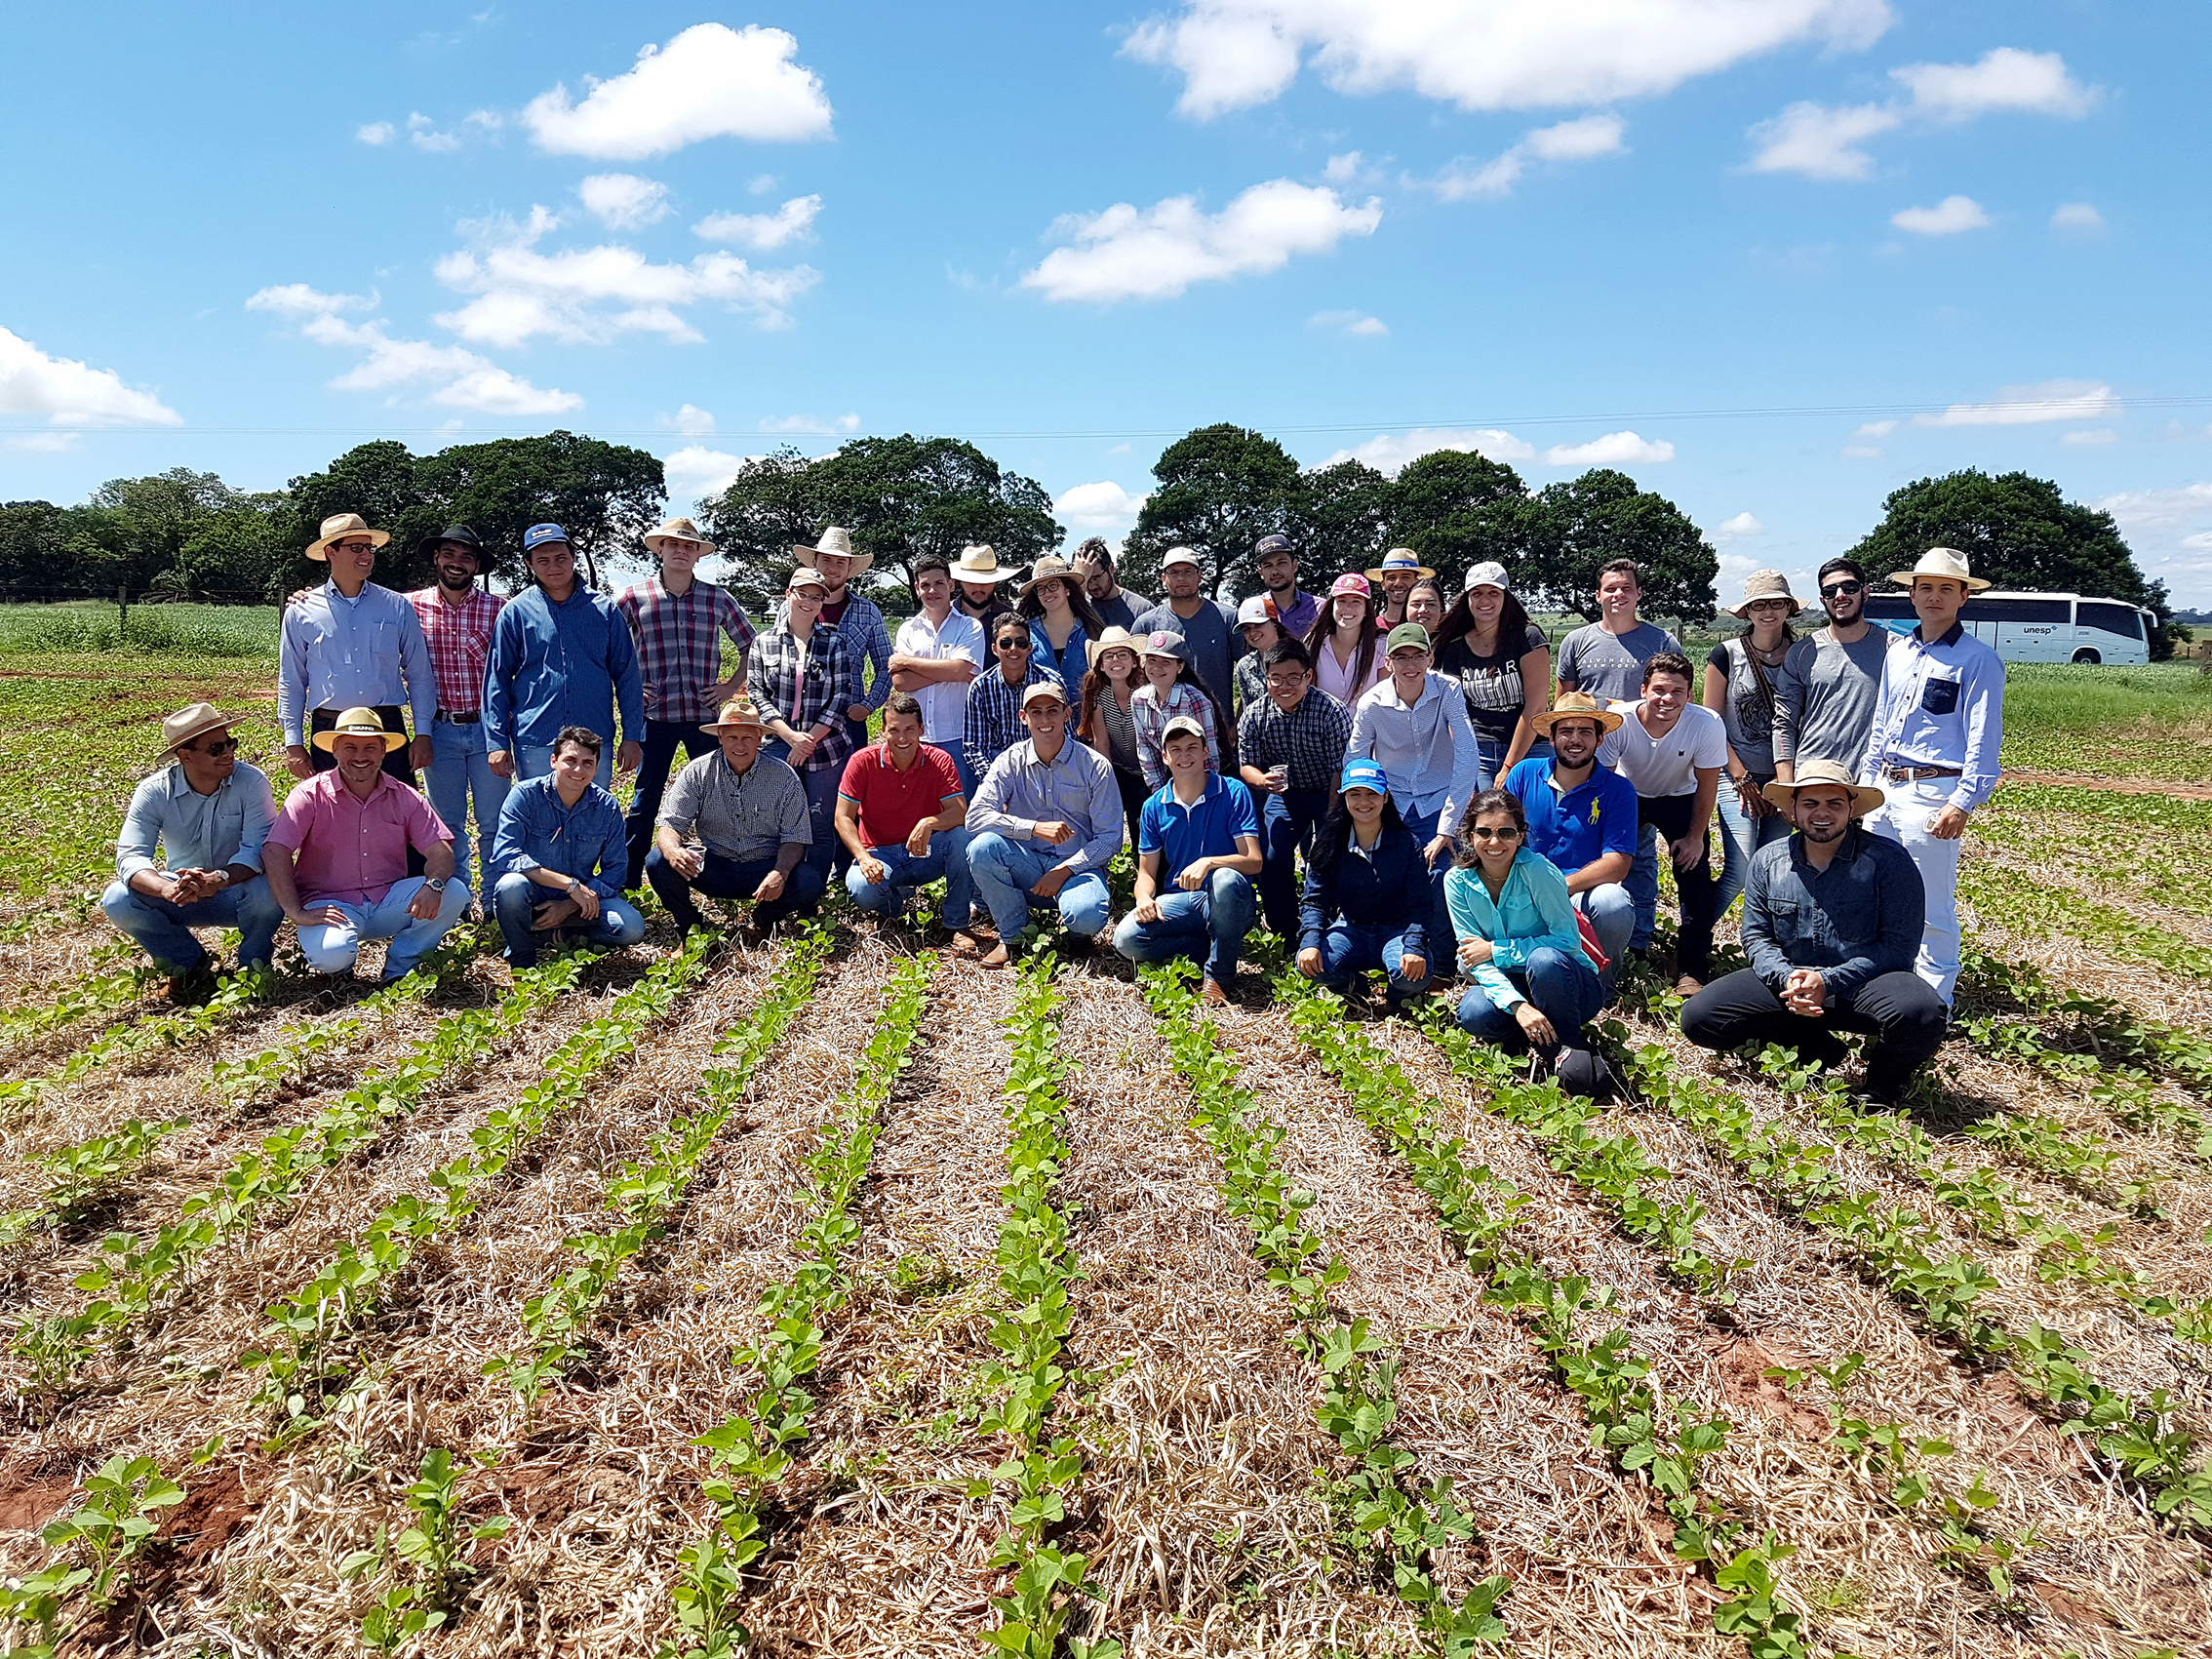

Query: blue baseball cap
[1339,757,1389,795]
[523,522,573,553]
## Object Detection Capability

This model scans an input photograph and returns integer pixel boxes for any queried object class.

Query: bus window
[1862,592,1916,636]
[1973,595,2072,661]
[2076,602,2142,641]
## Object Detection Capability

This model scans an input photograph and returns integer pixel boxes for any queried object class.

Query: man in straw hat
[1856,547,2005,1004]
[1703,570,1801,920]
[888,553,986,793]
[647,697,826,934]
[791,528,892,881]
[487,524,644,790]
[1112,713,1262,1006]
[279,512,435,785]
[1501,691,1639,984]
[1363,548,1435,632]
[1556,559,1683,708]
[615,515,756,889]
[488,726,648,968]
[407,525,506,897]
[1681,761,1946,1106]
[261,707,467,983]
[101,702,285,999]
[965,679,1121,968]
[836,691,976,947]
[1132,547,1242,715]
[949,542,1020,642]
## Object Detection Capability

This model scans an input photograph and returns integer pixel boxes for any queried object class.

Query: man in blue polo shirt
[1502,692,1639,978]
[1112,714,1263,1006]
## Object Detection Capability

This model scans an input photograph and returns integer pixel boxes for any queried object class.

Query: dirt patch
[2001,770,2212,801]
[0,1473,76,1533]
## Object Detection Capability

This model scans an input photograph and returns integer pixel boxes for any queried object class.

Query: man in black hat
[408,527,507,895]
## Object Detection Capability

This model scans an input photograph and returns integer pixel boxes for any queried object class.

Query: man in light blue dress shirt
[101,702,283,997]
[1856,548,2006,1004]
[278,512,436,784]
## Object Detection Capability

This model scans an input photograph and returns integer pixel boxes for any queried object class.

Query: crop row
[659,946,931,1659]
[1973,793,2212,922]
[247,933,714,1433]
[1276,973,1810,1659]
[1137,966,1507,1654]
[1958,850,2212,980]
[0,951,147,1049]
[0,964,269,1119]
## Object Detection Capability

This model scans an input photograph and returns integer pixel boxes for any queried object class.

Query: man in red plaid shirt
[615,516,756,889]
[407,527,506,893]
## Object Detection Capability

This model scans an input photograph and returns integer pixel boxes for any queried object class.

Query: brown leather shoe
[1201,977,1229,1007]
[977,941,1013,969]
[1673,972,1704,998]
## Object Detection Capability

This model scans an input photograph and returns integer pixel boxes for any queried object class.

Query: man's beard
[1797,818,1846,844]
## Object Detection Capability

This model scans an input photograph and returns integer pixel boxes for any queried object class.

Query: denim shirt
[490,775,629,899]
[1297,824,1430,959]
[1742,828,1924,997]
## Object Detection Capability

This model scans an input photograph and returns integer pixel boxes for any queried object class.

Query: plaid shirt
[1238,685,1353,792]
[408,586,504,715]
[1130,682,1221,791]
[615,574,755,727]
[746,623,858,772]
[965,661,1056,778]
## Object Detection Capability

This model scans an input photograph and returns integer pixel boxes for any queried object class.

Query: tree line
[0,423,2171,648]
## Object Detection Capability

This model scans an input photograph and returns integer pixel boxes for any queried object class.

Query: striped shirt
[964,661,1056,780]
[745,623,859,773]
[615,574,755,727]
[408,586,503,716]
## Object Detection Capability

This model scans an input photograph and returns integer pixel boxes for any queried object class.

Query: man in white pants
[1856,548,2005,1004]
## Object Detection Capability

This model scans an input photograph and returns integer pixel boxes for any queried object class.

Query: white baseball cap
[1462,561,1511,594]
[1236,595,1275,627]
[1161,546,1202,570]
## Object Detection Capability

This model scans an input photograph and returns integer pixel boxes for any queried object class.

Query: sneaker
[1554,1047,1617,1099]
[1673,973,1705,999]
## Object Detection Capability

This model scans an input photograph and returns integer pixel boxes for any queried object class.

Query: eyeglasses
[191,737,239,757]
[1821,580,1865,597]
[1467,825,1521,841]
[331,540,377,554]
[1265,673,1309,689]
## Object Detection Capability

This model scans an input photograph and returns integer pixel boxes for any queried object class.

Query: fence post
[117,584,129,632]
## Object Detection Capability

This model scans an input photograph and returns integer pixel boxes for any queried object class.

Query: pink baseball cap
[1328,573,1372,599]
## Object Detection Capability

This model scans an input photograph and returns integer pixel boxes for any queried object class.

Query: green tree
[697,448,824,610]
[1525,469,1718,623]
[1389,450,1535,593]
[1849,469,2173,654]
[1289,459,1398,573]
[1126,424,1303,599]
[86,469,248,594]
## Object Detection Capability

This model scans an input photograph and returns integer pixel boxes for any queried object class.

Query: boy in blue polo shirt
[1112,714,1263,1006]
[1502,692,1639,977]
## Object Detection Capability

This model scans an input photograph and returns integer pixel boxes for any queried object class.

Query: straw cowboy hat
[645,516,717,555]
[1086,624,1144,667]
[305,512,390,562]
[793,526,874,577]
[1891,546,1991,592]
[1018,555,1080,599]
[699,697,769,736]
[311,706,407,754]
[1729,569,1802,618]
[1762,758,1885,816]
[1528,691,1623,737]
[155,701,247,761]
[951,544,1017,583]
[1365,547,1436,582]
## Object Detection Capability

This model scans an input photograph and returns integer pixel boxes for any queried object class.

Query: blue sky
[4,2,2210,605]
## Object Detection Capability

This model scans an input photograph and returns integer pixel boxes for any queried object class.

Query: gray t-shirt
[1131,596,1243,710]
[1706,637,1782,776]
[1772,627,1895,775]
[1556,620,1682,705]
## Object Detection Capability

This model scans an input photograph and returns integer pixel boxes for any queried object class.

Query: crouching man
[1112,714,1262,1006]
[489,725,648,968]
[837,692,976,946]
[261,707,468,983]
[647,698,827,935]
[1679,761,1947,1106]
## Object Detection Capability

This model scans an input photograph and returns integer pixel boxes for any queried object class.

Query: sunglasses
[1821,580,1865,598]
[997,638,1032,651]
[192,737,240,757]
[1468,825,1521,841]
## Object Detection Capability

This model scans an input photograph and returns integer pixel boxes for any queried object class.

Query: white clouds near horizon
[1055,480,1151,535]
[1323,426,1672,474]
[663,444,755,504]
[1023,179,1380,303]
[759,413,860,435]
[1915,379,2119,427]
[0,324,181,428]
[245,283,581,415]
[524,23,833,159]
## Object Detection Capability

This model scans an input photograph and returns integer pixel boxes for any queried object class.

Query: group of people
[104,512,2003,1105]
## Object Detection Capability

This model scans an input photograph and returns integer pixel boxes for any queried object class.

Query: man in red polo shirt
[835,692,974,946]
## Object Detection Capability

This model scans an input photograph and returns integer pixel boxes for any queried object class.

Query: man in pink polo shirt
[262,706,470,982]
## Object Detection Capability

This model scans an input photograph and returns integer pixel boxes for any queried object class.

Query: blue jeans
[100,878,284,972]
[1316,922,1429,1006]
[425,717,509,892]
[944,740,980,800]
[1456,946,1603,1051]
[626,719,715,890]
[1714,779,1788,918]
[845,828,975,928]
[1112,868,1257,986]
[830,714,872,880]
[965,832,1112,941]
[1258,786,1331,935]
[760,738,843,876]
[1401,807,1457,982]
[491,872,646,968]
[516,743,612,788]
[1471,732,1507,791]
[644,846,827,931]
[296,877,470,982]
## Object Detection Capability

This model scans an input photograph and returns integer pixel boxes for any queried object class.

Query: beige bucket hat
[305,512,390,562]
[699,697,770,736]
[951,544,1017,583]
[156,701,247,761]
[312,706,407,754]
[1729,570,1802,618]
[1018,555,1080,599]
[1891,546,1991,592]
[645,515,717,555]
[793,526,874,577]
[1528,691,1623,737]
[1086,624,1144,667]
[1762,758,1885,815]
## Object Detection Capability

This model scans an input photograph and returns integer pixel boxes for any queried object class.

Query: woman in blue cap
[1293,757,1432,1008]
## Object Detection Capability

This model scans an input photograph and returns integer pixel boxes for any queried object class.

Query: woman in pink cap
[1303,573,1385,707]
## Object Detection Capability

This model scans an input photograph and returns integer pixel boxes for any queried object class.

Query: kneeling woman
[1294,758,1431,1007]
[1445,788,1608,1093]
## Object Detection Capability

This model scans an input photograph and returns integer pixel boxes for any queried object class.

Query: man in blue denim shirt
[488,726,647,968]
[1680,762,1946,1104]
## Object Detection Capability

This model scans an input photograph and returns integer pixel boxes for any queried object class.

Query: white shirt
[893,609,986,741]
[1347,671,1482,832]
[1599,700,1728,799]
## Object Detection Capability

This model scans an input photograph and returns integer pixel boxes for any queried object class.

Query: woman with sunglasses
[1771,557,1894,787]
[1702,571,1799,917]
[1444,787,1609,1095]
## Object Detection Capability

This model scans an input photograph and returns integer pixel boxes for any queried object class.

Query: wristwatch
[425,876,449,891]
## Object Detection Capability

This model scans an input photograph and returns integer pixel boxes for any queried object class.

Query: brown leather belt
[1880,764,1961,781]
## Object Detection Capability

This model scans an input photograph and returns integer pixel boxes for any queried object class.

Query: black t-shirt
[1436,621,1548,743]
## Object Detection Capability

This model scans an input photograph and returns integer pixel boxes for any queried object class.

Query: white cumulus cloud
[1055,481,1152,533]
[693,194,821,251]
[1715,512,1764,537]
[1126,0,1890,120]
[1022,179,1381,304]
[356,121,395,145]
[663,444,756,504]
[246,283,580,415]
[1323,427,1537,475]
[660,403,717,438]
[578,173,671,230]
[0,324,181,428]
[1891,194,1990,236]
[1434,112,1625,199]
[760,413,860,435]
[407,112,460,152]
[1541,431,1675,466]
[1745,101,1900,180]
[1309,308,1387,336]
[524,23,833,159]
[1914,379,2118,428]
[2051,201,2105,234]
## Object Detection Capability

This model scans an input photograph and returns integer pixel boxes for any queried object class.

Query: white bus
[1860,589,2154,665]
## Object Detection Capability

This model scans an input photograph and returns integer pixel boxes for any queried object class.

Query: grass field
[1,636,2210,1659]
